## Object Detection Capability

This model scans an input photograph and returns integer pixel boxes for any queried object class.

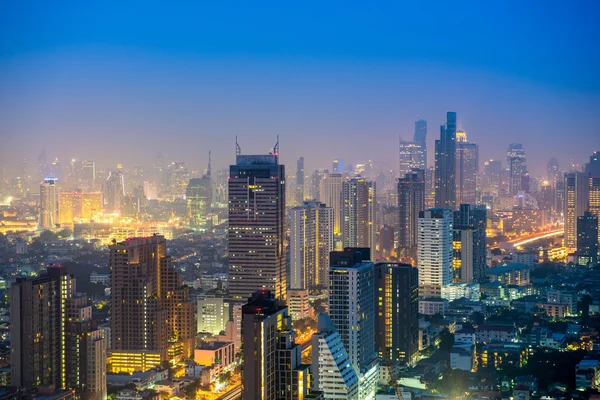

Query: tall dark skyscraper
[342,177,376,258]
[577,211,598,266]
[295,156,304,205]
[564,172,590,249]
[455,131,479,205]
[435,112,457,210]
[507,143,528,195]
[453,204,488,282]
[414,119,427,168]
[375,263,419,367]
[397,169,425,259]
[228,140,286,301]
[585,151,600,177]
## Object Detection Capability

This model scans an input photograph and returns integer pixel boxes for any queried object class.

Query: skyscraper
[577,212,598,266]
[110,236,195,372]
[564,172,590,249]
[399,139,425,177]
[105,170,124,214]
[585,151,600,177]
[333,158,345,174]
[290,200,334,289]
[228,140,286,301]
[311,169,329,201]
[547,158,560,186]
[375,263,419,367]
[453,204,487,283]
[80,160,96,191]
[414,119,427,169]
[311,313,359,400]
[39,178,58,229]
[329,248,378,399]
[295,156,304,205]
[455,131,479,205]
[11,267,106,399]
[242,290,319,400]
[342,177,376,258]
[186,176,212,231]
[397,169,425,259]
[320,172,343,235]
[58,192,103,226]
[434,112,457,210]
[507,143,528,195]
[418,209,453,297]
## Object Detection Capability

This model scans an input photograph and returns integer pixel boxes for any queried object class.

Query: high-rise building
[320,172,344,235]
[585,151,600,177]
[228,142,286,301]
[39,178,58,228]
[80,160,96,191]
[242,290,320,400]
[290,200,334,289]
[197,295,230,336]
[564,172,590,249]
[453,204,487,283]
[329,249,378,399]
[58,192,103,226]
[311,313,359,400]
[434,112,457,210]
[11,267,106,399]
[295,157,305,205]
[110,236,195,372]
[399,139,425,177]
[418,209,453,297]
[547,158,560,187]
[455,131,479,205]
[342,177,376,258]
[414,119,428,169]
[333,158,345,174]
[186,176,212,231]
[375,263,419,367]
[507,143,528,195]
[105,170,124,214]
[397,169,425,261]
[167,162,190,200]
[311,169,329,201]
[577,212,598,266]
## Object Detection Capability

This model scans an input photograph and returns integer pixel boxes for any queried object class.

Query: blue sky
[1,1,599,176]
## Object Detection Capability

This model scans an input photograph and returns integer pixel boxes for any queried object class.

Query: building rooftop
[487,262,529,275]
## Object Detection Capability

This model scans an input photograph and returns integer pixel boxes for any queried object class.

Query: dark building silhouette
[435,112,457,210]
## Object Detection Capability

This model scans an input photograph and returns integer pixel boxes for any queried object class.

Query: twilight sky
[1,1,599,178]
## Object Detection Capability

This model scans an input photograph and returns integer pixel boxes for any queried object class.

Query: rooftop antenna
[273,135,279,161]
[207,150,212,177]
[236,136,241,157]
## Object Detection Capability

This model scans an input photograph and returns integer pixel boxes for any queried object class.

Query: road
[216,385,241,400]
[510,229,563,247]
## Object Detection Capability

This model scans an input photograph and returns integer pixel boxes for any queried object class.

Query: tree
[39,230,58,243]
[438,329,455,351]
[57,228,72,239]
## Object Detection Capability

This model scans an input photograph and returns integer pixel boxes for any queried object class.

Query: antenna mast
[273,135,279,162]
[236,136,241,157]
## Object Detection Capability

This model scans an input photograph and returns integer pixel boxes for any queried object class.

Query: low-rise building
[193,341,235,377]
[450,344,475,371]
[475,325,517,343]
[576,359,600,391]
[487,262,530,286]
[418,298,448,316]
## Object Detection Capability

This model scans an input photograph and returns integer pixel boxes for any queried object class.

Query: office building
[453,204,487,282]
[39,177,58,228]
[296,156,305,205]
[197,295,230,336]
[564,172,590,249]
[333,158,345,174]
[11,267,106,399]
[287,288,312,321]
[397,169,425,259]
[80,160,96,191]
[547,158,560,187]
[58,192,102,226]
[414,119,427,169]
[375,263,419,367]
[507,143,528,195]
[228,141,286,301]
[167,161,190,200]
[342,178,376,258]
[418,209,453,297]
[585,151,600,177]
[311,313,359,400]
[455,132,478,205]
[105,170,124,214]
[577,212,598,266]
[435,112,457,210]
[329,249,378,399]
[110,235,195,372]
[186,176,212,231]
[290,200,334,289]
[311,169,329,201]
[242,290,321,400]
[320,172,344,235]
[399,140,425,177]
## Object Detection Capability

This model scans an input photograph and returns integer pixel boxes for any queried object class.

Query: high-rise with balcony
[290,200,334,289]
[418,209,453,297]
[435,112,457,210]
[397,169,425,260]
[228,141,286,301]
[342,178,376,259]
[39,177,58,228]
[110,235,195,372]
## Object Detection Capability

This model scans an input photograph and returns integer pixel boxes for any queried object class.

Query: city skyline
[1,2,599,176]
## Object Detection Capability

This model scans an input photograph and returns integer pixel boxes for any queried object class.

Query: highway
[510,229,563,247]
